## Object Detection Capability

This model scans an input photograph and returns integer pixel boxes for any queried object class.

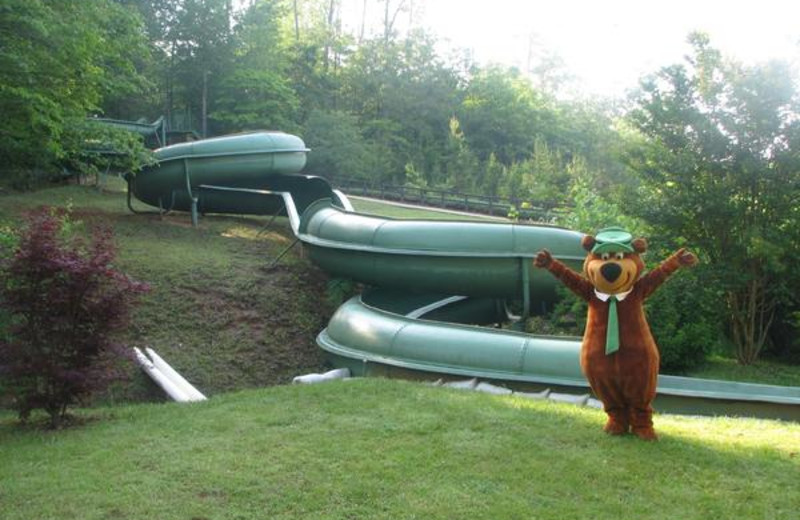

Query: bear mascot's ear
[632,237,648,254]
[581,235,596,252]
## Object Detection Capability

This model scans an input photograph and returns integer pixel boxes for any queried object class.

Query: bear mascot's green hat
[591,227,634,254]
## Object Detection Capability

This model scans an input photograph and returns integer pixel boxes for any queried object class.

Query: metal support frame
[183,158,199,226]
[258,199,287,236]
[520,257,531,320]
[269,237,300,268]
[503,258,533,331]
[126,177,161,215]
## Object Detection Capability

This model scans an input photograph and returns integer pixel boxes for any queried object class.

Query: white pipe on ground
[145,347,207,401]
[292,368,351,384]
[133,347,191,402]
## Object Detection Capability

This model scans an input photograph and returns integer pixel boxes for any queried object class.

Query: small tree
[0,208,148,427]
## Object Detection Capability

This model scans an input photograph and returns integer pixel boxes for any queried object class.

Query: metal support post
[269,238,300,268]
[520,257,531,320]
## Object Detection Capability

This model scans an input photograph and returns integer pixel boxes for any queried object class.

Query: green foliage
[555,172,647,238]
[61,120,156,182]
[302,109,376,179]
[324,278,359,308]
[625,33,800,364]
[340,32,462,184]
[483,153,505,197]
[506,205,520,222]
[0,0,150,176]
[211,0,299,134]
[0,224,17,256]
[548,285,588,335]
[499,138,572,205]
[443,117,480,191]
[212,69,300,133]
[645,266,726,372]
[458,66,554,164]
[403,162,427,188]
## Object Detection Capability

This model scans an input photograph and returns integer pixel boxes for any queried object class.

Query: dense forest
[1,0,799,368]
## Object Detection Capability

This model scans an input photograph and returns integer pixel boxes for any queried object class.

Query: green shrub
[645,266,725,372]
[544,285,586,335]
[62,120,155,182]
[325,278,359,308]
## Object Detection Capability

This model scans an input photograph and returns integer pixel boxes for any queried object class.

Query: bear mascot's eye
[615,252,624,260]
[601,253,611,261]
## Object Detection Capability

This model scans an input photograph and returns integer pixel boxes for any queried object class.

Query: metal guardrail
[329,176,571,222]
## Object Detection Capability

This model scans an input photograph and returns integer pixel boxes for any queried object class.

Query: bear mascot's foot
[632,426,658,441]
[603,412,629,435]
[630,408,658,441]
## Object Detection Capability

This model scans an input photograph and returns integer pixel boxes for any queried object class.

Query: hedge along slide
[127,132,800,420]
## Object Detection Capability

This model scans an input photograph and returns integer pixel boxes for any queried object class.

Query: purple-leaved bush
[0,207,149,427]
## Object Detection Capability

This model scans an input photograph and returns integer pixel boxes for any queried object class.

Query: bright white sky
[345,0,800,98]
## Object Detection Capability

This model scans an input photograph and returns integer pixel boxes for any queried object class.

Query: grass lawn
[1,379,798,520]
[687,356,800,387]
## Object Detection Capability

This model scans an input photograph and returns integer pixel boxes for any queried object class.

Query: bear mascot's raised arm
[534,227,697,440]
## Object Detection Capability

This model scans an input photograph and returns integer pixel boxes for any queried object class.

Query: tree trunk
[383,0,407,45]
[727,276,775,365]
[201,70,208,138]
[293,0,300,41]
[384,0,389,44]
[323,0,336,72]
[359,0,367,42]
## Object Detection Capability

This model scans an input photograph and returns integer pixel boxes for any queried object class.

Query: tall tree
[340,30,462,183]
[211,0,300,133]
[131,0,235,135]
[457,66,555,165]
[625,33,800,364]
[0,0,150,177]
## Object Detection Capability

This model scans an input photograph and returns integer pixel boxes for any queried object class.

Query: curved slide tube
[127,133,800,420]
[319,292,800,421]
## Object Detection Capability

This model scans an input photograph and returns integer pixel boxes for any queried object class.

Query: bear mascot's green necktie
[591,227,634,357]
[606,296,620,355]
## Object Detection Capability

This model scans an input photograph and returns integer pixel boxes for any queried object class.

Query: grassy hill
[0,181,507,405]
[1,379,798,520]
[0,181,337,402]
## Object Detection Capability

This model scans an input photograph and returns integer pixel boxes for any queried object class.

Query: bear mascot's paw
[676,247,699,267]
[534,249,553,268]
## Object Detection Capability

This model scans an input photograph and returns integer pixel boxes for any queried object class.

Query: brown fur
[534,243,697,440]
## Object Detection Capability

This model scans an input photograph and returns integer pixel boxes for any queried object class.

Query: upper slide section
[297,200,584,300]
[129,131,309,211]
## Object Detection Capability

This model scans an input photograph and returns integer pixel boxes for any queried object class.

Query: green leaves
[626,34,800,364]
[0,0,150,177]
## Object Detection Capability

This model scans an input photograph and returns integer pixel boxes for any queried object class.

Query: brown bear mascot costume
[534,227,697,440]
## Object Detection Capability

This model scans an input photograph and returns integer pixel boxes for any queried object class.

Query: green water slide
[297,203,800,421]
[126,131,325,224]
[127,132,800,420]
